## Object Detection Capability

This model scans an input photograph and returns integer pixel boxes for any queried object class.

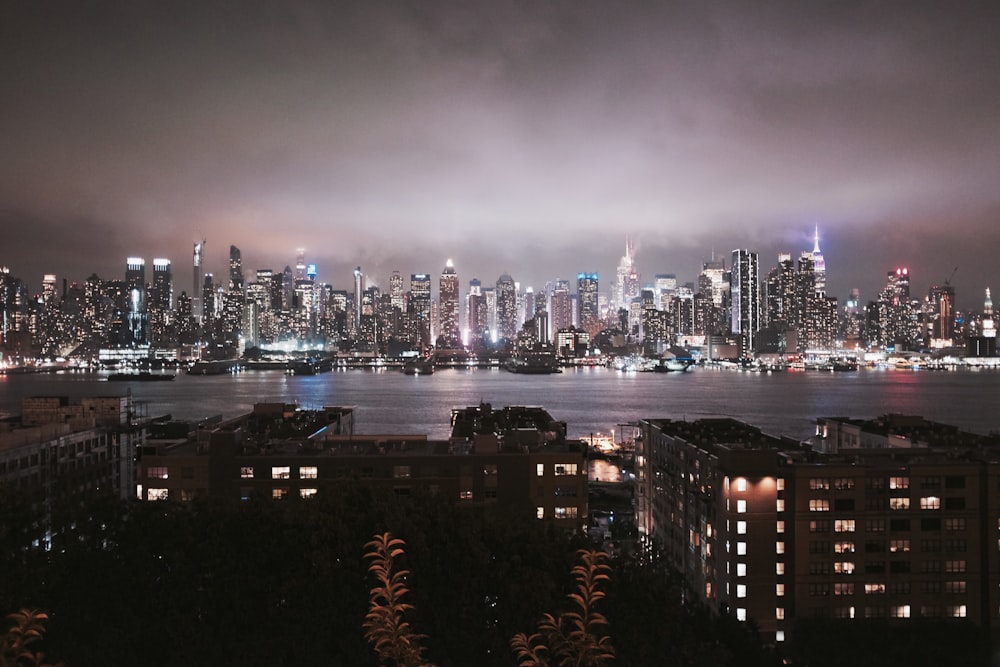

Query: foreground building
[638,414,1000,644]
[138,402,588,529]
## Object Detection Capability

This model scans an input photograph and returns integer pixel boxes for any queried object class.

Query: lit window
[890,605,911,618]
[460,490,473,501]
[148,466,169,480]
[483,464,498,476]
[777,478,785,491]
[776,520,785,534]
[834,541,856,553]
[147,488,168,501]
[776,499,785,512]
[536,464,545,477]
[272,488,288,500]
[776,563,785,575]
[240,466,254,479]
[554,463,578,476]
[835,520,856,533]
[272,466,290,480]
[737,500,747,513]
[810,478,830,490]
[776,583,785,596]
[737,542,747,555]
[736,478,747,492]
[536,507,544,519]
[920,496,941,510]
[737,563,747,577]
[737,584,747,598]
[737,521,747,535]
[809,499,830,512]
[945,560,967,573]
[834,583,854,596]
[865,583,886,595]
[300,466,318,479]
[776,631,785,642]
[300,488,317,499]
[889,477,909,490]
[392,465,410,479]
[736,608,747,621]
[945,581,967,594]
[889,497,910,510]
[950,605,967,618]
[554,507,579,519]
[776,607,785,620]
[776,541,785,554]
[890,539,910,553]
[834,561,855,574]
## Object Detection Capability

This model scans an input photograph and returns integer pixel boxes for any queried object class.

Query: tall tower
[409,273,432,347]
[730,249,760,355]
[126,257,148,346]
[467,278,487,341]
[439,259,460,346]
[229,245,244,293]
[192,241,204,323]
[577,272,600,335]
[811,225,826,295]
[389,271,404,311]
[353,267,364,332]
[496,273,518,342]
[295,249,307,282]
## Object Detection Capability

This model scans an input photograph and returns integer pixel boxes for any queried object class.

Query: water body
[0,366,997,442]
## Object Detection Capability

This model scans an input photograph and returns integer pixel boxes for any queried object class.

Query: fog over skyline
[3,1,999,308]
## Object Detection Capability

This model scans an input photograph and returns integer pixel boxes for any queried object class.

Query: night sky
[3,1,999,308]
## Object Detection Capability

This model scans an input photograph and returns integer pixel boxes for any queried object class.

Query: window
[945,538,967,553]
[776,541,785,555]
[810,499,830,512]
[889,477,909,490]
[147,488,169,501]
[554,463,578,476]
[890,497,910,510]
[737,521,747,535]
[737,542,747,555]
[949,605,967,618]
[776,583,785,596]
[737,584,747,598]
[736,500,747,513]
[890,605,911,619]
[889,539,910,553]
[890,518,910,531]
[833,478,855,490]
[945,560,967,573]
[181,466,194,479]
[809,541,830,554]
[835,541,856,554]
[834,562,855,574]
[460,490,473,501]
[777,478,785,491]
[809,561,830,575]
[834,498,855,511]
[736,608,747,621]
[272,466,290,480]
[148,466,169,479]
[536,507,544,519]
[776,520,785,533]
[554,486,577,497]
[272,488,288,500]
[736,563,747,577]
[735,477,747,492]
[865,583,886,595]
[920,496,941,510]
[865,561,886,574]
[834,583,854,596]
[865,540,884,553]
[889,560,911,574]
[946,518,966,531]
[945,497,966,510]
[776,499,785,512]
[300,466,318,479]
[809,583,829,597]
[890,582,911,595]
[945,581,967,594]
[921,560,942,573]
[921,518,941,531]
[810,520,829,532]
[554,507,578,519]
[300,488,317,499]
[810,478,830,490]
[945,476,966,489]
[776,607,785,620]
[536,464,545,477]
[921,539,941,552]
[483,464,498,476]
[240,466,254,479]
[920,476,941,489]
[866,519,886,532]
[776,563,785,575]
[835,520,856,533]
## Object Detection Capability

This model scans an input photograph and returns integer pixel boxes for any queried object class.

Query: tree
[0,609,59,667]
[510,549,615,667]
[363,532,434,667]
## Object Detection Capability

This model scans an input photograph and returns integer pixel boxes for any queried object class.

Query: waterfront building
[638,414,1000,645]
[149,259,173,346]
[730,249,760,356]
[125,257,148,346]
[549,280,572,337]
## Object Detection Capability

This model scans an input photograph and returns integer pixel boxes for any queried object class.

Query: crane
[945,266,958,286]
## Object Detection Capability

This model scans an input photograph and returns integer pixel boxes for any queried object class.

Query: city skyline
[3,2,1000,307]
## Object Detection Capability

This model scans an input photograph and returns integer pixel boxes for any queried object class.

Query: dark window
[890,519,910,532]
[834,498,855,512]
[945,497,966,510]
[890,560,911,574]
[945,476,966,489]
[921,518,941,531]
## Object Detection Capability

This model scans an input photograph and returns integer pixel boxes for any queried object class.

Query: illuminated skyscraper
[192,241,204,323]
[353,267,364,332]
[410,273,432,347]
[125,257,148,346]
[549,280,572,334]
[439,259,459,346]
[389,271,404,312]
[811,225,826,295]
[467,278,487,341]
[577,272,600,335]
[295,249,307,282]
[150,259,173,344]
[927,283,956,342]
[496,273,517,342]
[730,249,760,355]
[229,245,244,293]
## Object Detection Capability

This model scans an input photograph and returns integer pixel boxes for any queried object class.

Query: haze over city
[3,1,1000,306]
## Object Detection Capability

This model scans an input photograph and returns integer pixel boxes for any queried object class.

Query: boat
[107,371,175,381]
[401,358,435,375]
[653,358,694,372]
[504,355,562,374]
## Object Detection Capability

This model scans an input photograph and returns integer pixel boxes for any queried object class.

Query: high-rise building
[192,241,204,323]
[577,273,600,335]
[875,268,918,349]
[496,273,518,342]
[466,278,487,342]
[654,274,677,310]
[410,273,432,347]
[125,257,148,346]
[150,259,173,344]
[295,249,307,283]
[229,245,244,293]
[614,237,639,313]
[353,267,364,334]
[439,260,460,347]
[549,280,572,335]
[765,254,796,327]
[389,271,404,312]
[730,249,760,355]
[811,225,826,295]
[927,283,956,343]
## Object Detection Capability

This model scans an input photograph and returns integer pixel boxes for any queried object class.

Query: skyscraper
[496,273,517,342]
[811,225,826,295]
[409,273,432,347]
[549,279,572,334]
[353,267,364,333]
[730,249,760,355]
[125,257,148,346]
[229,245,244,293]
[150,258,172,344]
[577,272,599,335]
[192,241,204,323]
[439,259,459,346]
[389,271,404,312]
[467,278,487,342]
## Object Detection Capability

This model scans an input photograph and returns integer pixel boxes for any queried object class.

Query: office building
[439,260,460,347]
[730,249,759,355]
[577,273,600,336]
